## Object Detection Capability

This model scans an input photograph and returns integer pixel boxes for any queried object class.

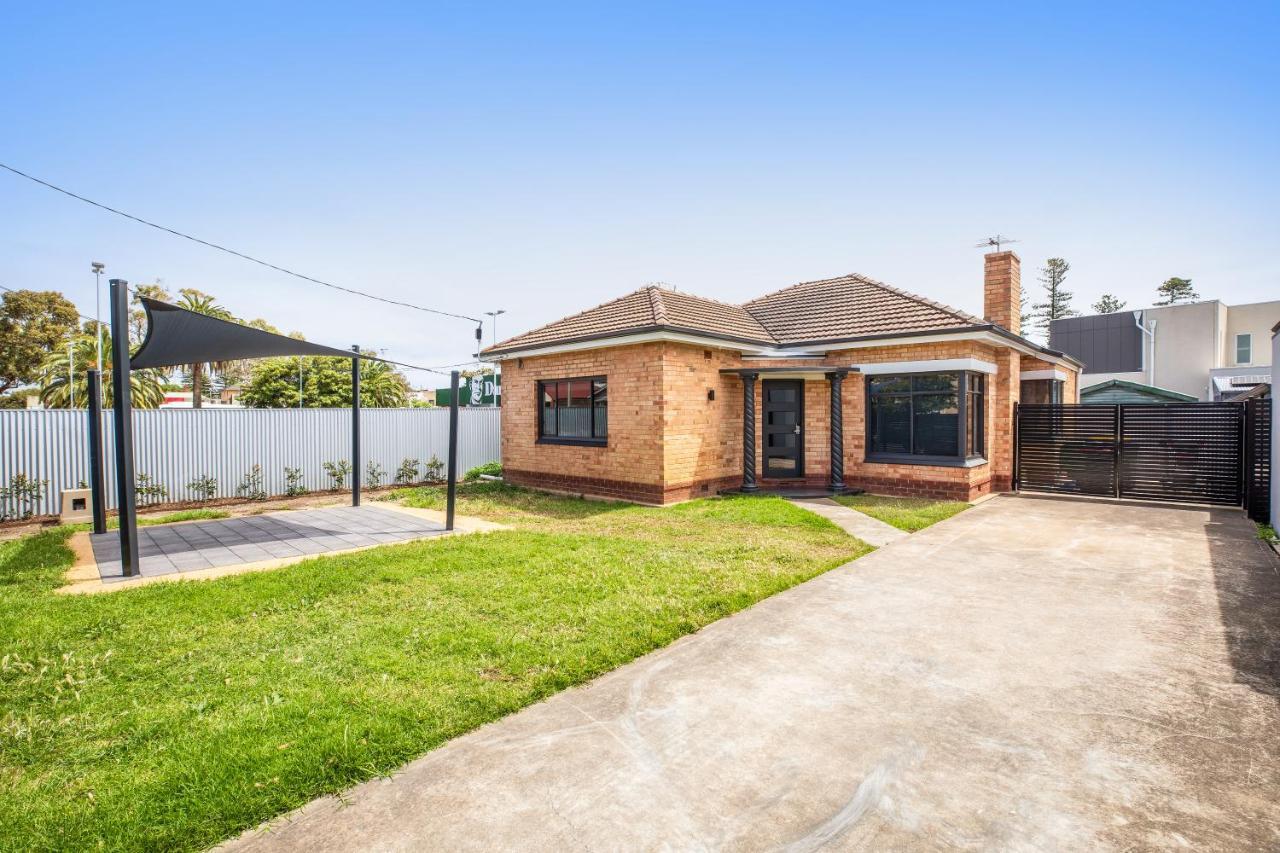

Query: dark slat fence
[1119,404,1242,505]
[1244,399,1272,523]
[1017,402,1268,511]
[1014,405,1118,497]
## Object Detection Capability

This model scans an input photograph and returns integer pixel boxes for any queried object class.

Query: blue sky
[3,2,1276,379]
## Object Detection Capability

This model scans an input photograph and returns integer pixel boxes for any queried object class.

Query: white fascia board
[483,330,772,361]
[855,357,998,376]
[1021,368,1070,381]
[740,349,826,360]
[823,329,1078,369]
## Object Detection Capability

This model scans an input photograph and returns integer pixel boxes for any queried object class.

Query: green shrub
[394,457,420,485]
[365,461,386,487]
[0,473,47,520]
[323,459,352,489]
[187,474,217,502]
[136,473,169,506]
[464,461,502,481]
[424,454,444,482]
[284,467,308,497]
[236,464,267,501]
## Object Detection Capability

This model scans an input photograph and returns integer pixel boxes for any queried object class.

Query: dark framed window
[867,371,986,465]
[538,377,607,445]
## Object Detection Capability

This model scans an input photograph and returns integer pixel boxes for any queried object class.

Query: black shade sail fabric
[130,298,358,369]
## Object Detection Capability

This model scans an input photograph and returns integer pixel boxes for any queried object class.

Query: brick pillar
[741,372,759,492]
[826,371,846,492]
[990,350,1020,491]
[984,251,1022,335]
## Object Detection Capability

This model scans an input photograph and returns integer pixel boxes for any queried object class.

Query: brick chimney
[983,251,1021,335]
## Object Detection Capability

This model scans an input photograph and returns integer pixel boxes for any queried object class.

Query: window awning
[130,298,359,369]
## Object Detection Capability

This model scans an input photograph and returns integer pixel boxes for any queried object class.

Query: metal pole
[93,262,104,375]
[109,280,139,576]
[446,370,460,530]
[86,369,107,534]
[68,342,75,409]
[351,346,361,507]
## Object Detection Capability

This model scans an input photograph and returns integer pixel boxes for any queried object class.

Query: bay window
[538,377,607,445]
[867,371,986,464]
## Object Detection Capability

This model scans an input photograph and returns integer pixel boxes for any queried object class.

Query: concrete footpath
[785,497,907,546]
[223,495,1280,852]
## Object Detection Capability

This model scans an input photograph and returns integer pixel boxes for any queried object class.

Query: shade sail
[130,298,359,369]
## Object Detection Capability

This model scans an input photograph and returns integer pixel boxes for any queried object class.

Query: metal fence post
[86,370,107,534]
[109,280,139,576]
[446,370,459,530]
[351,346,361,507]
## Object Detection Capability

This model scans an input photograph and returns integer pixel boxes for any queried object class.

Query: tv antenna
[975,235,1019,252]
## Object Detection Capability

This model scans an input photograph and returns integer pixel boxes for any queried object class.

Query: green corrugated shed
[1079,379,1198,405]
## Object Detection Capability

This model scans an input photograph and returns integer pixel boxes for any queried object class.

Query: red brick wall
[498,336,1076,504]
[499,344,666,503]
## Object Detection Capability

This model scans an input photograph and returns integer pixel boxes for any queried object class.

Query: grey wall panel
[0,408,501,516]
[1050,313,1144,374]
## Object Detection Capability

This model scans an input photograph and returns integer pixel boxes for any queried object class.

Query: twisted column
[741,372,759,492]
[827,371,846,492]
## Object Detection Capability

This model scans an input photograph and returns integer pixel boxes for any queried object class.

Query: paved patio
[90,505,447,582]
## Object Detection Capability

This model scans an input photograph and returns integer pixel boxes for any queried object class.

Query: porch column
[741,371,759,492]
[826,370,847,492]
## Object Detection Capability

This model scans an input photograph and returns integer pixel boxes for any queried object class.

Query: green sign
[437,372,501,406]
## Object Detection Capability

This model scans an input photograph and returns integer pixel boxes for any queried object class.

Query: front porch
[720,366,855,497]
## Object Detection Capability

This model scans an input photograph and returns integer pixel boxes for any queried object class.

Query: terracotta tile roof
[743,273,983,345]
[482,274,986,355]
[484,286,774,352]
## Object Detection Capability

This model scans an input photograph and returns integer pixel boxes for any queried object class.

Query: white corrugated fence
[0,408,501,516]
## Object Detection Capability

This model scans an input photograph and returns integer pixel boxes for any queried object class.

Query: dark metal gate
[1015,402,1254,508]
[1244,398,1272,523]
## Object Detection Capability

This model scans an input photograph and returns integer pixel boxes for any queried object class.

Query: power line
[0,162,484,325]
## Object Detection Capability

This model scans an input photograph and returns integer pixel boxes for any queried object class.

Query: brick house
[480,252,1081,504]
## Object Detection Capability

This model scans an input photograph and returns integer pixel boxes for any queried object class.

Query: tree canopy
[240,354,410,408]
[37,333,167,409]
[0,289,80,393]
[1155,277,1198,306]
[1092,294,1127,314]
[1031,258,1077,337]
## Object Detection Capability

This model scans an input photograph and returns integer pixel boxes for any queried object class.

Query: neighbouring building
[480,252,1082,504]
[1050,299,1280,402]
[1078,379,1197,405]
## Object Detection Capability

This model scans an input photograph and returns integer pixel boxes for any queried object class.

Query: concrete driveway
[225,495,1280,852]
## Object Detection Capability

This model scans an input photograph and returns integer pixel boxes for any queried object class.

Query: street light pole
[91,262,105,375]
[485,309,506,348]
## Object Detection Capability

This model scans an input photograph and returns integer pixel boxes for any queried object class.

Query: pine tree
[1155,277,1198,305]
[1031,258,1077,337]
[1092,294,1126,314]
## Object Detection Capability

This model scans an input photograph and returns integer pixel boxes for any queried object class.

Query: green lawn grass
[833,493,970,532]
[0,484,867,851]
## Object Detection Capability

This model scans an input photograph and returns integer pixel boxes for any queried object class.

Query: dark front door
[763,379,804,478]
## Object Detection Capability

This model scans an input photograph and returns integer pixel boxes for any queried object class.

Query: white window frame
[1235,333,1252,365]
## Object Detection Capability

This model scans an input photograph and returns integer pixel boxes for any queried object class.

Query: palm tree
[174,289,232,409]
[358,358,410,407]
[38,334,166,409]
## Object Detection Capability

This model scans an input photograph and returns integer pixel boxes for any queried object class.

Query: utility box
[60,488,93,524]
